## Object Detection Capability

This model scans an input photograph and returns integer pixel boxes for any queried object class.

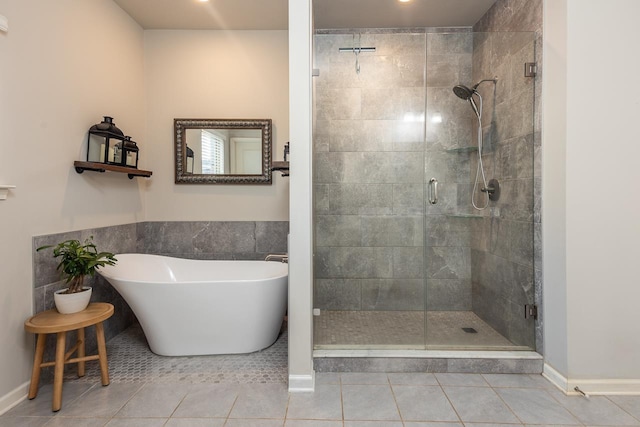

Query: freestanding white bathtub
[98,253,288,356]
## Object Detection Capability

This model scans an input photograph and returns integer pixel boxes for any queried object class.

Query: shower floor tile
[314,310,523,350]
[427,311,522,349]
[62,322,288,385]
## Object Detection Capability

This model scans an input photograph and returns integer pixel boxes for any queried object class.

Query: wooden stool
[24,302,114,412]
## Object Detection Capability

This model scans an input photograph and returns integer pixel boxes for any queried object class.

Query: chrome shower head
[452,84,475,100]
[453,78,498,101]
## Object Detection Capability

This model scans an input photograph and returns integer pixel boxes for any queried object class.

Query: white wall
[542,0,569,379]
[543,0,640,391]
[144,30,289,221]
[564,0,640,381]
[287,0,314,391]
[0,0,145,407]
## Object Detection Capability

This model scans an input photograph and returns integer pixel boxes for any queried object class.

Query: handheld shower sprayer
[452,84,475,101]
[452,77,498,210]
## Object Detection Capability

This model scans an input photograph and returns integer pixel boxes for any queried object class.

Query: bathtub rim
[97,253,289,285]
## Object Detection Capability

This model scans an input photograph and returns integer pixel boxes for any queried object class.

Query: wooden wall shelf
[73,161,152,179]
[271,160,289,177]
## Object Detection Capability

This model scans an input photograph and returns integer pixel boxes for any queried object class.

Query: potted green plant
[37,236,117,314]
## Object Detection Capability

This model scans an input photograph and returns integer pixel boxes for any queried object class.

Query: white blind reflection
[201,130,225,174]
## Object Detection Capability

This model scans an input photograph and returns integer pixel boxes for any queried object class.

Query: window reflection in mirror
[185,128,262,175]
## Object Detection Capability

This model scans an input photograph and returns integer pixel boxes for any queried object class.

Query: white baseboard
[289,372,315,392]
[567,379,640,396]
[544,363,640,395]
[0,381,29,416]
[543,362,569,392]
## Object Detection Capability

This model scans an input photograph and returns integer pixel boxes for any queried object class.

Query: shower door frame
[311,29,538,353]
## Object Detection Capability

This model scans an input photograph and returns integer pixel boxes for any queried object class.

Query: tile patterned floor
[3,372,640,426]
[314,311,525,350]
[64,323,288,384]
[3,324,640,426]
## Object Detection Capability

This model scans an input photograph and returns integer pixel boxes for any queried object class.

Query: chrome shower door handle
[429,178,438,205]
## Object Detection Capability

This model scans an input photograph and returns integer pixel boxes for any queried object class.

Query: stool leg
[52,332,66,412]
[28,334,46,399]
[77,327,85,377]
[95,322,110,386]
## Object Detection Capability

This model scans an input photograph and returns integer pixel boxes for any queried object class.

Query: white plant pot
[54,287,92,314]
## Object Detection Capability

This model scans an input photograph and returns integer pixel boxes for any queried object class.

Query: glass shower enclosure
[312,30,536,351]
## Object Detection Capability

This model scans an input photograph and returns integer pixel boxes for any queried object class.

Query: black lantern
[186,145,194,174]
[122,136,139,168]
[86,116,125,165]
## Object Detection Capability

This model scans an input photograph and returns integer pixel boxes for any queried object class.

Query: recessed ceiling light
[398,0,412,3]
[197,0,209,3]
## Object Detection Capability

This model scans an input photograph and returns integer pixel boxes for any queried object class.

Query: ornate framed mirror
[174,118,272,184]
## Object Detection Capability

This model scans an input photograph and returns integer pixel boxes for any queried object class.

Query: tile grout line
[110,381,148,423]
[166,387,190,421]
[439,380,468,426]
[283,386,291,426]
[538,387,586,426]
[339,373,345,424]
[387,373,406,425]
[604,395,640,424]
[491,383,527,426]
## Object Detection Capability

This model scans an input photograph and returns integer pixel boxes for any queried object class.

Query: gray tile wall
[313,32,431,314]
[471,0,542,352]
[137,221,289,260]
[424,32,474,311]
[466,33,536,348]
[32,220,289,382]
[313,27,540,351]
[314,356,543,373]
[315,7,543,352]
[33,223,139,384]
[314,31,478,315]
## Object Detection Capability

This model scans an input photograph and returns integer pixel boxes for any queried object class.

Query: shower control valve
[482,178,501,202]
[480,186,495,194]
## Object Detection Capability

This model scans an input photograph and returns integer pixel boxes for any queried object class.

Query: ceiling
[113,0,288,30]
[314,0,497,30]
[113,0,498,30]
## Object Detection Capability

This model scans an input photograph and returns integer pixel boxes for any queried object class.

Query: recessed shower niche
[312,30,537,352]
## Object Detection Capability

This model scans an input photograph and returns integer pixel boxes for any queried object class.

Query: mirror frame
[174,118,272,184]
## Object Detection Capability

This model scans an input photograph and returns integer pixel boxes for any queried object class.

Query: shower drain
[462,327,478,333]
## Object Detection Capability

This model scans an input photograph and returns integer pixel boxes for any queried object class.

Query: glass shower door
[312,31,428,349]
[423,31,537,351]
[312,29,538,352]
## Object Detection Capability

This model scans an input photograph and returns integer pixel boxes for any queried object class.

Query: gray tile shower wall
[470,0,542,351]
[473,0,543,34]
[314,20,541,350]
[32,220,289,383]
[424,32,474,311]
[314,30,478,313]
[313,32,433,312]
